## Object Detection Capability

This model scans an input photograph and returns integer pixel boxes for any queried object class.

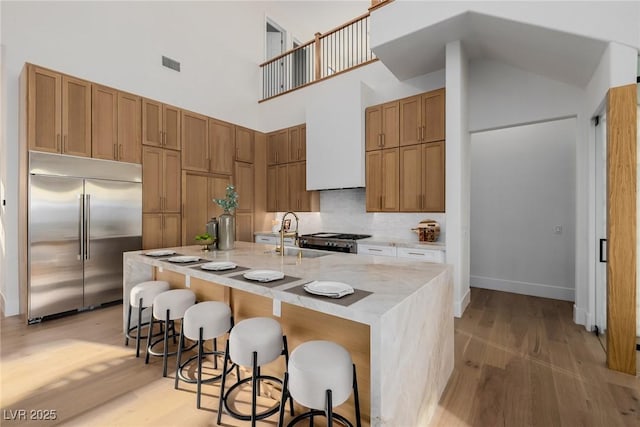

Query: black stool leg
[145,307,155,364]
[213,337,218,369]
[277,372,289,427]
[135,299,143,357]
[353,364,361,427]
[197,327,204,409]
[282,336,294,416]
[256,366,261,396]
[217,340,231,425]
[162,309,170,377]
[125,304,132,345]
[171,320,177,345]
[174,327,185,389]
[251,351,258,427]
[326,389,333,427]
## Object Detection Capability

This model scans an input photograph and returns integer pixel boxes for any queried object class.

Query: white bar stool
[174,301,237,409]
[217,317,294,426]
[125,280,170,357]
[278,340,362,427]
[145,288,196,377]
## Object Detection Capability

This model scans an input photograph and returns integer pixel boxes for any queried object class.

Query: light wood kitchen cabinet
[365,101,399,151]
[267,129,289,165]
[142,146,181,213]
[234,161,254,213]
[235,212,254,242]
[288,124,306,162]
[366,148,399,212]
[182,172,231,244]
[181,111,209,172]
[142,213,181,249]
[288,161,318,212]
[266,164,289,212]
[399,88,445,146]
[209,119,234,175]
[117,92,141,163]
[142,99,181,150]
[92,85,118,161]
[399,142,445,212]
[235,126,254,163]
[26,66,91,157]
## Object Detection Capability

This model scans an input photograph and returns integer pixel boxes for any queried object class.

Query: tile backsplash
[276,188,446,242]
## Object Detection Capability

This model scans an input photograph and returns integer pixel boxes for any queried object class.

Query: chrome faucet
[278,211,300,256]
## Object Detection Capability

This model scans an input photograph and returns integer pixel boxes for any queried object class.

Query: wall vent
[162,56,180,72]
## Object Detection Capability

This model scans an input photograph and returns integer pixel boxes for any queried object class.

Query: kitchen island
[123,242,453,426]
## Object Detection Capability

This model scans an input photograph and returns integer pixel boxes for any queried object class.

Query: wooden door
[182,172,209,245]
[92,85,118,161]
[276,164,289,211]
[266,130,287,165]
[234,161,254,213]
[235,126,254,163]
[298,125,306,161]
[381,148,399,211]
[163,105,181,150]
[399,95,421,146]
[142,213,163,249]
[181,111,209,172]
[422,88,445,143]
[235,212,254,242]
[423,141,445,212]
[208,175,232,220]
[209,119,234,175]
[142,146,162,213]
[163,150,181,213]
[381,101,399,149]
[399,144,422,211]
[117,92,141,163]
[142,99,163,147]
[162,214,182,247]
[61,76,91,157]
[28,66,62,153]
[365,150,382,211]
[365,106,382,151]
[267,165,277,212]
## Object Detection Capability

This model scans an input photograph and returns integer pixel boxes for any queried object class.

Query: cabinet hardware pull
[422,126,426,141]
[381,133,385,147]
[417,127,420,142]
[56,134,61,152]
[182,203,185,218]
[369,248,382,252]
[408,252,424,256]
[119,144,123,159]
[159,130,162,145]
[63,135,67,153]
[378,134,382,147]
[163,131,166,145]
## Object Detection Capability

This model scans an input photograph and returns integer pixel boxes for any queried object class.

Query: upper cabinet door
[399,144,422,211]
[422,88,445,143]
[365,150,382,211]
[28,66,62,153]
[234,161,254,212]
[381,148,399,212]
[209,119,234,175]
[91,85,118,161]
[381,101,399,149]
[267,129,288,165]
[288,124,306,162]
[181,111,209,172]
[117,92,141,163]
[399,95,421,146]
[365,105,382,151]
[163,150,181,213]
[142,99,163,148]
[142,146,162,213]
[423,141,445,212]
[267,133,278,165]
[298,125,307,161]
[235,126,254,163]
[163,104,181,150]
[62,76,91,157]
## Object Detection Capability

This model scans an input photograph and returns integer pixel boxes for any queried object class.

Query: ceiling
[371,11,609,88]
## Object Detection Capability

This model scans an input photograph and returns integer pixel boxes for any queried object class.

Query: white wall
[470,119,577,300]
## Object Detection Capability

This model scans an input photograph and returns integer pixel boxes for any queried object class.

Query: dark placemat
[189,265,250,275]
[143,252,184,259]
[284,284,373,307]
[161,258,208,267]
[229,273,302,289]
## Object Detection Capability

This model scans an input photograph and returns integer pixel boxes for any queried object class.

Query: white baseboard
[470,275,574,301]
[453,288,470,318]
[573,305,593,331]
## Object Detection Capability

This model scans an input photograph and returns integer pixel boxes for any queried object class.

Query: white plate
[201,261,237,271]
[243,270,285,282]
[167,255,201,263]
[145,249,176,257]
[303,281,354,298]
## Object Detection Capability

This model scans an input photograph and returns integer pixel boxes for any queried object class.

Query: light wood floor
[1,289,638,426]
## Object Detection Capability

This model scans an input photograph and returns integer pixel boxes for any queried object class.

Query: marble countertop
[126,242,451,325]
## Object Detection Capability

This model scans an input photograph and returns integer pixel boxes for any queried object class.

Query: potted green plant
[213,184,238,250]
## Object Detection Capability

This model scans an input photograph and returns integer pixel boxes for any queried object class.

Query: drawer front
[255,235,276,244]
[283,238,296,246]
[357,244,397,257]
[397,247,445,263]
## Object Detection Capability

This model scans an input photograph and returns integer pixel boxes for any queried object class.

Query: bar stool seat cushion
[183,301,231,341]
[288,340,353,410]
[229,317,282,367]
[152,289,195,320]
[130,281,170,308]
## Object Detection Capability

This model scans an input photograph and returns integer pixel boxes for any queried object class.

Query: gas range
[298,232,372,254]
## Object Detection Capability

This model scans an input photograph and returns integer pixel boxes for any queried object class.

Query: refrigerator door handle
[78,194,84,260]
[85,194,91,260]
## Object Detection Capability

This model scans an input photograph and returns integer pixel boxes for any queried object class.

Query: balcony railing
[260,12,377,101]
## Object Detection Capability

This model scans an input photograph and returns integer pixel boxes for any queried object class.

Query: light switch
[554,225,562,234]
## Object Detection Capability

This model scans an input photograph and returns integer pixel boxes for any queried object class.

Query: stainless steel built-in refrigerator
[28,152,142,322]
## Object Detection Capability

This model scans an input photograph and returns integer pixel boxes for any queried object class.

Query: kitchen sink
[266,247,330,258]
